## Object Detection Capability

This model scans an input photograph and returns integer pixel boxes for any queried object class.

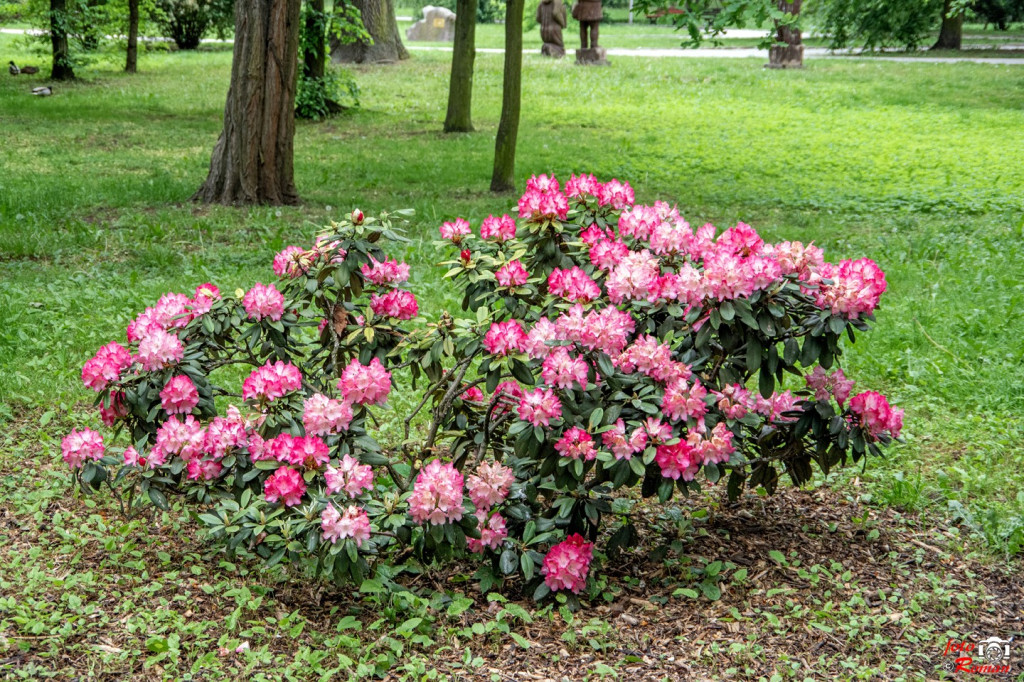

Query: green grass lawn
[1,30,1023,680]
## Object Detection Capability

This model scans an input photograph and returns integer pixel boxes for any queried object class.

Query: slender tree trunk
[193,0,302,205]
[490,0,524,193]
[444,0,477,132]
[126,0,139,73]
[331,0,409,63]
[932,0,963,50]
[767,0,802,68]
[303,0,327,78]
[49,0,75,80]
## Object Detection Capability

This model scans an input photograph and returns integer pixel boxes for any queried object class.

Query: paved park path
[4,26,1023,65]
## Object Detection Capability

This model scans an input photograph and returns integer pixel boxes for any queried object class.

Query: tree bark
[193,0,302,205]
[444,0,477,132]
[331,0,409,64]
[49,0,75,80]
[932,0,963,50]
[126,0,139,73]
[767,0,803,68]
[303,0,327,78]
[490,0,524,193]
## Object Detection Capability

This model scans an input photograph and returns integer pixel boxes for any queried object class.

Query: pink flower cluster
[466,461,515,511]
[361,257,410,285]
[242,361,302,402]
[483,320,527,356]
[654,424,736,481]
[370,289,419,320]
[468,513,508,554]
[555,427,596,461]
[541,347,590,390]
[552,305,636,356]
[81,342,132,392]
[160,375,199,415]
[126,288,211,342]
[325,454,375,498]
[601,419,648,460]
[408,459,465,525]
[518,388,562,427]
[303,393,353,435]
[264,466,306,506]
[495,260,529,288]
[61,429,104,469]
[440,218,472,243]
[243,283,285,322]
[99,391,128,427]
[337,357,391,405]
[152,414,205,465]
[541,533,593,594]
[136,329,184,372]
[518,176,569,223]
[814,258,887,319]
[480,214,517,242]
[805,367,855,407]
[262,433,331,468]
[321,504,371,546]
[547,267,601,303]
[849,391,903,440]
[662,378,708,424]
[273,245,310,279]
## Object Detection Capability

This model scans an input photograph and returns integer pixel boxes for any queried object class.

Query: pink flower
[203,416,248,459]
[370,289,419,320]
[160,375,199,415]
[263,467,306,506]
[303,394,353,436]
[716,222,765,258]
[655,440,701,481]
[289,436,331,468]
[813,258,887,319]
[518,388,562,427]
[605,250,662,304]
[565,173,602,199]
[440,218,472,244]
[480,214,517,242]
[273,245,307,279]
[518,189,569,223]
[153,292,192,329]
[81,342,132,392]
[494,381,525,415]
[642,418,673,444]
[691,421,735,465]
[136,329,184,372]
[547,267,601,303]
[153,414,205,463]
[662,379,708,423]
[468,512,508,553]
[554,427,596,461]
[495,260,529,287]
[849,391,903,440]
[461,386,485,403]
[361,257,410,286]
[243,282,285,322]
[242,361,302,402]
[602,419,647,460]
[321,504,371,546]
[712,384,755,420]
[99,391,128,427]
[805,367,855,407]
[597,179,634,210]
[541,534,593,594]
[618,204,661,242]
[649,218,694,257]
[754,391,800,423]
[61,429,104,469]
[325,454,375,498]
[186,459,223,481]
[337,357,392,405]
[466,461,515,511]
[541,347,589,390]
[764,241,824,279]
[589,239,628,271]
[524,318,558,360]
[526,173,560,194]
[483,320,527,356]
[123,446,144,467]
[408,459,465,525]
[189,283,221,316]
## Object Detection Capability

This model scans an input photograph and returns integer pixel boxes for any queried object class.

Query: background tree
[296,0,365,119]
[490,0,524,192]
[125,0,139,72]
[49,0,75,79]
[933,0,964,48]
[193,0,303,205]
[444,0,477,132]
[331,0,408,63]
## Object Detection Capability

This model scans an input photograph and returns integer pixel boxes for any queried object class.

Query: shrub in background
[63,176,902,602]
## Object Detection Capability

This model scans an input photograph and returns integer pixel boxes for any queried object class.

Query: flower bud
[351,208,364,224]
[460,249,472,265]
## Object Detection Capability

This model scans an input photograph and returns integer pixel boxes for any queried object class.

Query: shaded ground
[1,415,1021,680]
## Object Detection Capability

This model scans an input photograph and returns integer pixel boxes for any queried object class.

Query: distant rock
[405,6,456,42]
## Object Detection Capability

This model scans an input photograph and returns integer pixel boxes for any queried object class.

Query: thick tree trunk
[126,0,139,73]
[331,0,409,64]
[444,0,477,132]
[49,0,74,80]
[767,0,802,68]
[932,0,963,50]
[490,0,524,193]
[193,0,302,205]
[303,0,327,78]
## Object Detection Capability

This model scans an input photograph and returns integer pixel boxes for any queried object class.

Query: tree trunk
[331,0,409,64]
[932,0,963,50]
[126,0,139,73]
[767,0,803,68]
[444,0,477,132]
[49,0,74,80]
[193,0,302,205]
[490,0,524,193]
[303,0,327,78]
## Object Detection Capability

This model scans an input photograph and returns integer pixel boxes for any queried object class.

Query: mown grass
[2,31,1023,555]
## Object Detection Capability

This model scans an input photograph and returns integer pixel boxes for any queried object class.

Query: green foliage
[633,0,794,49]
[296,68,360,120]
[150,0,233,49]
[809,0,944,49]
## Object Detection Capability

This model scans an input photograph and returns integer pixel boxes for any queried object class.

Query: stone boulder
[405,6,456,42]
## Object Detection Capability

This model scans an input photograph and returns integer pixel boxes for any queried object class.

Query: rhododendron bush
[64,176,902,600]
